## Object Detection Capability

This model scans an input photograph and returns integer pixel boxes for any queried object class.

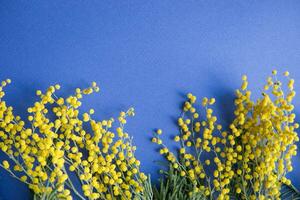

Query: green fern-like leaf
[153,165,207,200]
[280,184,300,200]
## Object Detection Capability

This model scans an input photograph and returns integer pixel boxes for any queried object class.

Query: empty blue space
[0,1,300,199]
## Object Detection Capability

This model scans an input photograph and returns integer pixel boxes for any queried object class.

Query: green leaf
[280,184,300,200]
[152,164,207,200]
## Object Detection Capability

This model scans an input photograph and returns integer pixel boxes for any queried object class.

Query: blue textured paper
[0,1,299,199]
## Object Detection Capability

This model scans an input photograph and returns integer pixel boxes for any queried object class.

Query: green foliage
[280,184,300,200]
[153,165,208,200]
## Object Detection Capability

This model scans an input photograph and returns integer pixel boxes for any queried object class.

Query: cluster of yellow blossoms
[0,70,298,200]
[152,70,298,200]
[229,70,298,200]
[0,80,149,200]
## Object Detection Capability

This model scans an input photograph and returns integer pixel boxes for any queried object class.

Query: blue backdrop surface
[0,1,300,199]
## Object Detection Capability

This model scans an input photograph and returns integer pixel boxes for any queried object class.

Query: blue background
[0,1,300,199]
